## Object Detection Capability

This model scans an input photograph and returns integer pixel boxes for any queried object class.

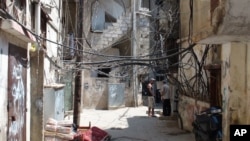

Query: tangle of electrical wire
[159,0,214,102]
[2,1,204,86]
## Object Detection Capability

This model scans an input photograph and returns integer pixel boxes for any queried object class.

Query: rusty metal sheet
[7,44,27,141]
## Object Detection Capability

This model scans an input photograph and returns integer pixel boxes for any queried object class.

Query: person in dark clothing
[147,78,156,117]
[161,80,171,116]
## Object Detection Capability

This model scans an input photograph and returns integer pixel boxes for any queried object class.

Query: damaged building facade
[83,0,179,109]
[178,0,250,140]
[4,0,250,140]
[0,0,64,140]
[0,0,179,140]
[0,0,184,140]
[62,0,179,110]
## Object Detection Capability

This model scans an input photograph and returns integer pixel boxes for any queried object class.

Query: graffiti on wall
[95,79,104,90]
[6,44,27,140]
[8,64,25,140]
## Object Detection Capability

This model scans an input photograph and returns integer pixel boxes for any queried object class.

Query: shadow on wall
[96,86,108,110]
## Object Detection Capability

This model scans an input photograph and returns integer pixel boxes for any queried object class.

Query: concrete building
[80,0,152,109]
[61,0,174,111]
[178,0,250,140]
[0,0,63,140]
[86,0,179,109]
[50,2,182,133]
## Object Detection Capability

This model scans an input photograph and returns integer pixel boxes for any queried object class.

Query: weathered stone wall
[81,0,151,109]
[180,1,250,140]
[180,0,213,42]
[221,42,250,141]
[178,95,210,131]
[178,42,250,140]
[177,41,221,131]
[82,48,126,109]
[82,74,109,109]
[0,28,32,140]
[0,32,9,141]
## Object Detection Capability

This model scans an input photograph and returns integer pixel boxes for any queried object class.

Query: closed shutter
[91,1,105,32]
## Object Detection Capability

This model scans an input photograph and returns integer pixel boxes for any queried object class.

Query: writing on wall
[8,64,25,140]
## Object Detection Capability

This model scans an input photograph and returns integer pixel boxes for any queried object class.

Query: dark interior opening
[97,68,111,77]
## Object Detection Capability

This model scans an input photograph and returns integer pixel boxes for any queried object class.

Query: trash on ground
[44,118,111,141]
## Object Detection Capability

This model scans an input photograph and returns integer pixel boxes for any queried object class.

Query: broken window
[105,12,117,23]
[97,68,111,78]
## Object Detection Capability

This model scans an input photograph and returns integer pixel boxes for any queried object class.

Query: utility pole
[132,0,138,107]
[73,0,83,127]
[30,2,44,141]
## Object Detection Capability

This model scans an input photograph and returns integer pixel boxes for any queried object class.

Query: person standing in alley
[147,78,156,117]
[161,80,171,116]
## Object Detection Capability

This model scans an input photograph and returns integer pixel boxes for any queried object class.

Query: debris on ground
[44,118,75,141]
[110,136,147,141]
[44,118,111,141]
[74,126,111,141]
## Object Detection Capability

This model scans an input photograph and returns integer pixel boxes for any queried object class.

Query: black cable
[72,43,196,66]
[3,8,185,62]
[188,0,193,44]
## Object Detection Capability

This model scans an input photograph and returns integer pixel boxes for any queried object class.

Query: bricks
[100,9,132,48]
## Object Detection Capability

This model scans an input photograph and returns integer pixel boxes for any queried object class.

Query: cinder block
[111,34,119,38]
[121,27,128,31]
[112,23,120,27]
[104,33,112,38]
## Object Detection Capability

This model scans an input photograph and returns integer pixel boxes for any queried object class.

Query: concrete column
[221,42,248,141]
[30,50,44,141]
[30,2,44,141]
[247,43,250,123]
[132,0,138,107]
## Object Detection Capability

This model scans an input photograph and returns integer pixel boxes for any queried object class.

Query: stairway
[93,9,132,50]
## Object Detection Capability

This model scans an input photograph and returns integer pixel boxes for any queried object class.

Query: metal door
[7,44,27,141]
[108,83,125,109]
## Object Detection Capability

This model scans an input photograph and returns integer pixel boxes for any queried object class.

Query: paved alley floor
[66,106,195,141]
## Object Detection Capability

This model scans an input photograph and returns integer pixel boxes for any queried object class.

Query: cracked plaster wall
[221,42,250,141]
[218,0,250,35]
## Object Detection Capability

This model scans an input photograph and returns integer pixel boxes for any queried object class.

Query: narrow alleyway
[66,106,195,141]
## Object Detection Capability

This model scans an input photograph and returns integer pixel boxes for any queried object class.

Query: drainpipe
[35,3,41,37]
[132,0,138,107]
[26,0,31,140]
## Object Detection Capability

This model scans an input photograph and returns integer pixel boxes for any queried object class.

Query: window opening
[139,0,151,11]
[97,68,111,78]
